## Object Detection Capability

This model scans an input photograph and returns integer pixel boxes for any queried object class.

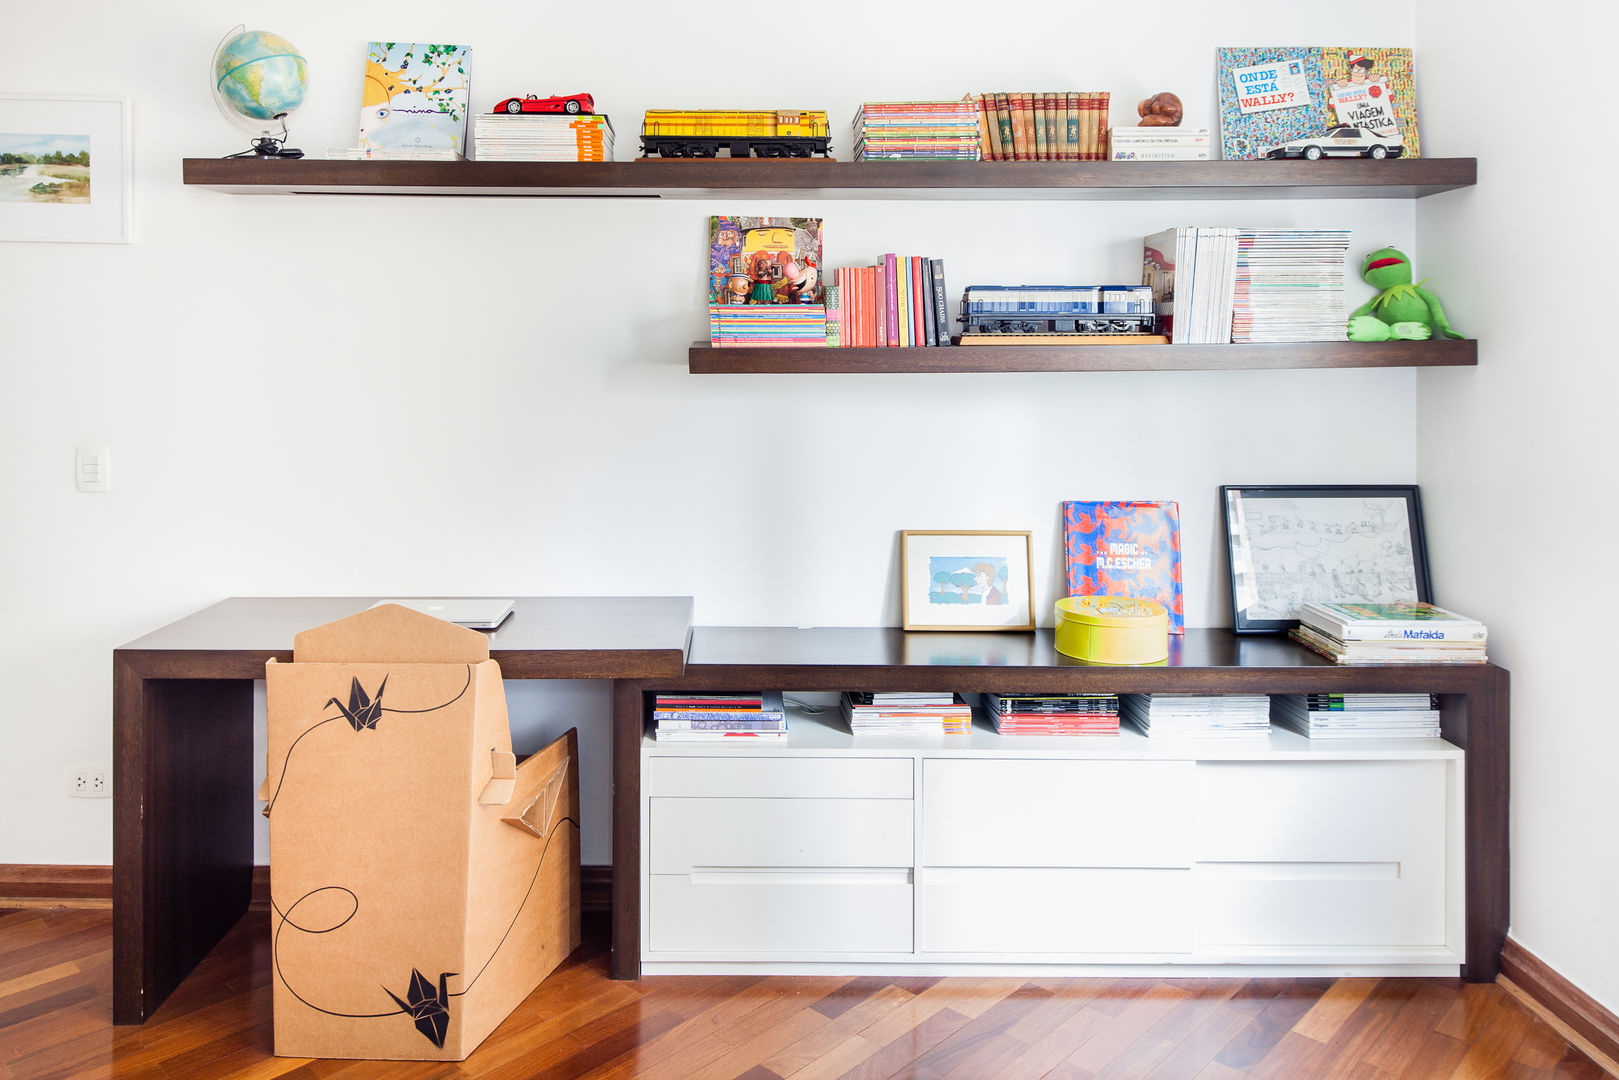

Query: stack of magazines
[1230,229,1354,342]
[473,113,614,161]
[842,692,972,735]
[1291,601,1488,664]
[984,692,1119,735]
[852,101,981,161]
[1272,693,1441,740]
[1120,694,1271,739]
[708,305,828,347]
[652,691,786,742]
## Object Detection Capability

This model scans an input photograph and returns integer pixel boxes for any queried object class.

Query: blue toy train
[958,285,1158,335]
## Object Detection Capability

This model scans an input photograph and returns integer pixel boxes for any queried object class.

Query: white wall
[2,2,1419,868]
[1413,11,1619,1012]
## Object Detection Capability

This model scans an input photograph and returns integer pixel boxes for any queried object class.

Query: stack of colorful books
[708,305,827,347]
[1230,229,1354,343]
[652,691,787,742]
[984,692,1119,735]
[831,256,951,347]
[852,101,982,161]
[842,692,972,735]
[473,114,614,161]
[1271,693,1442,739]
[1120,694,1272,739]
[1291,601,1488,664]
[974,92,1110,161]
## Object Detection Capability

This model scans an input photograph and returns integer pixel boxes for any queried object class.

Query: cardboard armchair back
[261,604,581,1060]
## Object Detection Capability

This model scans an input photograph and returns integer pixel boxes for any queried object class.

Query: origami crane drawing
[384,968,455,1048]
[327,675,388,731]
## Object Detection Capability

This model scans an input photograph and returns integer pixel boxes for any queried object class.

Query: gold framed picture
[900,530,1035,632]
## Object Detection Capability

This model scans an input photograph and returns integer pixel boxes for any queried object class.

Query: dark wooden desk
[116,606,1508,1022]
[112,596,694,1024]
[610,628,1508,983]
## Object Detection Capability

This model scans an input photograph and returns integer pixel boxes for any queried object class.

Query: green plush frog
[1346,247,1463,341]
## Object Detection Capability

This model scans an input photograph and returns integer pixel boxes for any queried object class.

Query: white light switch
[76,444,110,492]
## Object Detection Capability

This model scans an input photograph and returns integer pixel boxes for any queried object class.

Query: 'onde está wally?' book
[1216,46,1419,160]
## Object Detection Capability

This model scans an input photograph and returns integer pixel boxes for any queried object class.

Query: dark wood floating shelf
[181,156,1477,200]
[689,338,1479,373]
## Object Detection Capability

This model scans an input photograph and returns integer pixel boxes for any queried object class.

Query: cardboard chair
[260,604,581,1060]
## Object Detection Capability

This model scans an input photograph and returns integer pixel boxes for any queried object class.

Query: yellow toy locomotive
[640,110,831,158]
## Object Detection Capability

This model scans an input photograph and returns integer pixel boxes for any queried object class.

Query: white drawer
[1195,760,1446,863]
[650,797,913,873]
[648,756,911,799]
[922,868,1193,954]
[650,871,912,954]
[922,759,1194,868]
[1194,761,1449,948]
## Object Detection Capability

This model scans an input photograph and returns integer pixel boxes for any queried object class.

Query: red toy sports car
[493,93,595,116]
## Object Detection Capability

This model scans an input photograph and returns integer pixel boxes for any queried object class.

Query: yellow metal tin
[1054,595,1170,665]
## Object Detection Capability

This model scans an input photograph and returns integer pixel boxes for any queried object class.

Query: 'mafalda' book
[1299,601,1487,643]
[1063,500,1184,634]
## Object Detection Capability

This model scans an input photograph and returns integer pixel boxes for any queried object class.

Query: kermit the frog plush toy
[1346,247,1463,341]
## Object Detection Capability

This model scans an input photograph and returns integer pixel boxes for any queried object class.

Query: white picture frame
[900,530,1036,632]
[0,94,131,243]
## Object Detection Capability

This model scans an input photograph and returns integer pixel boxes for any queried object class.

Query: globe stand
[223,115,304,160]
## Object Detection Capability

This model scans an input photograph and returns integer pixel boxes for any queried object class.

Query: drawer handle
[687,868,913,886]
[1196,861,1401,881]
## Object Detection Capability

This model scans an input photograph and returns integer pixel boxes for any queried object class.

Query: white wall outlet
[75,444,111,493]
[68,763,112,798]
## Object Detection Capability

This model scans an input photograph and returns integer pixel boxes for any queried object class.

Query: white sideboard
[639,706,1464,977]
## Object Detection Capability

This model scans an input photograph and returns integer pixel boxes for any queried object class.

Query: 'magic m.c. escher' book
[1063,500,1184,634]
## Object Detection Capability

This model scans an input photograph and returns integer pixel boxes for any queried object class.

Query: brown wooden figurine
[1137,92,1183,126]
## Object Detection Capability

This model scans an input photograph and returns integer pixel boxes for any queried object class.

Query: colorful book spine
[824,284,842,347]
[978,95,997,160]
[884,254,900,346]
[922,259,937,346]
[910,256,924,345]
[876,264,889,347]
[1066,92,1080,159]
[931,258,950,345]
[994,93,1014,158]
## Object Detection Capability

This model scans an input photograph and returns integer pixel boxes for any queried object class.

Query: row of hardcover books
[831,256,952,348]
[651,690,1448,742]
[974,91,1111,162]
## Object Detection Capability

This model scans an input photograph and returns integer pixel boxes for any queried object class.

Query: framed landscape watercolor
[901,530,1035,632]
[1221,484,1431,634]
[0,95,131,243]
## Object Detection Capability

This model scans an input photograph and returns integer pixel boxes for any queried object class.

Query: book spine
[910,256,924,345]
[931,258,950,345]
[922,258,937,346]
[654,718,787,730]
[977,94,997,160]
[898,257,912,347]
[824,283,841,347]
[1305,620,1488,643]
[884,254,900,346]
[1065,92,1079,160]
[1095,92,1111,160]
[1034,93,1048,161]
[1044,91,1057,160]
[875,264,889,347]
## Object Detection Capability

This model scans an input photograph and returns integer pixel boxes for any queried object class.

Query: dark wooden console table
[115,601,1508,1023]
[610,628,1509,983]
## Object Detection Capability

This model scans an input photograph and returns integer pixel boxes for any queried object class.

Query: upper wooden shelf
[689,339,1478,373]
[180,156,1477,200]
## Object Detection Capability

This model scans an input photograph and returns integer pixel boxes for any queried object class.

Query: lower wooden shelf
[689,338,1479,373]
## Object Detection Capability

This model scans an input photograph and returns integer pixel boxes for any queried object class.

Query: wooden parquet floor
[0,907,1607,1080]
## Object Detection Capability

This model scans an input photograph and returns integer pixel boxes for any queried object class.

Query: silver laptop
[370,597,515,629]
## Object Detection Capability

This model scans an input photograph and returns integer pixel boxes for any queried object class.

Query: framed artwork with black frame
[1221,485,1431,634]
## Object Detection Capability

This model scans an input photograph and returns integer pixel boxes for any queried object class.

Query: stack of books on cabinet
[1272,693,1442,739]
[984,692,1120,735]
[1291,601,1488,664]
[842,692,972,735]
[1120,694,1271,739]
[652,691,787,741]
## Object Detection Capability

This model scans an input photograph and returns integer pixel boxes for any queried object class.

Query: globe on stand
[212,25,308,158]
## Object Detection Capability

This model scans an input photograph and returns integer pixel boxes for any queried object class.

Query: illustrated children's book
[359,42,473,153]
[708,216,823,305]
[1063,500,1184,634]
[1216,46,1419,161]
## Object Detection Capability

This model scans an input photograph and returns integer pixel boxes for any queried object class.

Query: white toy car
[1263,125,1404,160]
